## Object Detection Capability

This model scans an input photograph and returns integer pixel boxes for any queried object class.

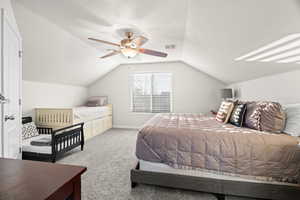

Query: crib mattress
[22,135,52,154]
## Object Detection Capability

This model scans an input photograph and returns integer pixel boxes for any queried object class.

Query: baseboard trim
[113,125,140,130]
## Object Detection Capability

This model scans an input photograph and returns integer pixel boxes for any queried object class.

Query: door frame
[0,8,22,158]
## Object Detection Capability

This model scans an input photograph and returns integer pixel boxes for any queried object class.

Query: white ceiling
[183,0,300,83]
[12,0,300,86]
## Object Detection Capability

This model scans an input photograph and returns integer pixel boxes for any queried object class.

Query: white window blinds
[131,73,172,113]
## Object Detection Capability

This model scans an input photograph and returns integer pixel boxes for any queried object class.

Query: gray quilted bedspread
[136,113,300,183]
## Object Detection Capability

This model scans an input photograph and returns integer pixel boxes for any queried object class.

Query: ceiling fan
[88,32,168,59]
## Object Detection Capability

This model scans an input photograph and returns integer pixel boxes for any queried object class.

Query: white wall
[23,81,88,118]
[88,61,225,128]
[230,70,300,105]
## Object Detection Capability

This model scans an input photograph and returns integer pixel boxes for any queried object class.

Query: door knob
[0,94,9,104]
[5,115,15,121]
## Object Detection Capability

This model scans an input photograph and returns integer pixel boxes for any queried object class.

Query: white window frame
[130,72,173,114]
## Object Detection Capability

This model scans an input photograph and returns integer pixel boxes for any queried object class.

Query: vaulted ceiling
[12,0,300,86]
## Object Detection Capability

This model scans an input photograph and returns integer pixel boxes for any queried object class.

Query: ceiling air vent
[165,44,176,49]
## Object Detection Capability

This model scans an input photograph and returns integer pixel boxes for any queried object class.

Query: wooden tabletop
[0,158,86,200]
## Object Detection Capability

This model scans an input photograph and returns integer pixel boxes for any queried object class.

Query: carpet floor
[58,129,256,200]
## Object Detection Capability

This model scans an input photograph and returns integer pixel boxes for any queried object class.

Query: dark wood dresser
[0,158,86,200]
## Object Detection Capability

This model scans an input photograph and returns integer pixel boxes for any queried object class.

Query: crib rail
[37,127,53,135]
[52,123,84,157]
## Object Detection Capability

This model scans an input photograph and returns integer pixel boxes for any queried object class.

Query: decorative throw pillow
[283,104,300,137]
[244,101,286,133]
[229,104,247,127]
[216,101,234,123]
[260,102,286,133]
[244,102,258,129]
[22,122,39,140]
[86,96,108,107]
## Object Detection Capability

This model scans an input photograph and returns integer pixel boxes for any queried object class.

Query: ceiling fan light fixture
[88,32,168,59]
[121,48,138,58]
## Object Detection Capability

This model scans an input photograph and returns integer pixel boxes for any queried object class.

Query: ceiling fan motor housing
[125,31,134,39]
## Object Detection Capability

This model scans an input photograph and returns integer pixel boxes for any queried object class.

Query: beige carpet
[58,129,258,200]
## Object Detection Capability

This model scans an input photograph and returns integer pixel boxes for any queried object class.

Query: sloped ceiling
[183,0,300,83]
[12,0,300,86]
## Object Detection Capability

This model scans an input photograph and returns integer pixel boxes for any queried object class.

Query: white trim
[1,9,22,158]
[113,125,140,130]
[128,111,155,115]
[0,8,4,157]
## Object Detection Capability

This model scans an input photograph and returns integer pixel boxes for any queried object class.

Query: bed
[35,104,113,141]
[131,113,300,200]
[22,117,84,162]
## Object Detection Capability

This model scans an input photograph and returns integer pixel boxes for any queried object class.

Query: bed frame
[22,117,84,163]
[35,105,113,141]
[131,161,300,200]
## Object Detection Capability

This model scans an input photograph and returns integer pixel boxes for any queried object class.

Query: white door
[1,9,22,159]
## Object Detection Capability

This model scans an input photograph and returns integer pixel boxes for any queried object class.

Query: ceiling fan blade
[139,48,168,57]
[133,36,148,47]
[100,50,121,59]
[88,38,120,47]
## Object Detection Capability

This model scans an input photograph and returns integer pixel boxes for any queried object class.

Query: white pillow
[85,96,108,107]
[283,104,300,137]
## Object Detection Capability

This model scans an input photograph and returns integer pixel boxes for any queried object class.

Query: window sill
[129,112,156,115]
[129,112,172,115]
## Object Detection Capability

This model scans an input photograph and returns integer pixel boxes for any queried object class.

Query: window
[130,73,172,113]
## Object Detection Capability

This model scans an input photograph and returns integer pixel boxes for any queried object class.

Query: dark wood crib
[22,117,84,163]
